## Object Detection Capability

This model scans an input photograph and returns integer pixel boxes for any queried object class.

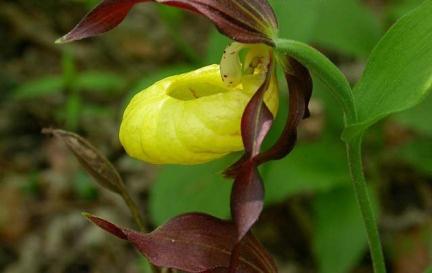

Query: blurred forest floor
[1,1,431,273]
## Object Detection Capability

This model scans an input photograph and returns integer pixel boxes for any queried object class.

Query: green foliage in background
[144,1,432,272]
[312,187,368,273]
[9,0,431,272]
[345,0,432,139]
[270,0,382,57]
[13,49,125,130]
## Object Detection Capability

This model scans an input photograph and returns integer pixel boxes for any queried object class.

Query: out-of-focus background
[1,0,431,272]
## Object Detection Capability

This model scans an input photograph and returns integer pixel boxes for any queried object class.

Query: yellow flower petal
[119,64,278,165]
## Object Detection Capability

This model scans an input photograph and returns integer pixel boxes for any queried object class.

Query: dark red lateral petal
[59,0,277,45]
[230,164,264,242]
[225,62,274,243]
[159,0,276,45]
[86,213,277,273]
[57,0,149,43]
[256,57,312,164]
[241,64,275,158]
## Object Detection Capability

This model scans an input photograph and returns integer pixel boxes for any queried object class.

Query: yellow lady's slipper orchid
[119,64,278,165]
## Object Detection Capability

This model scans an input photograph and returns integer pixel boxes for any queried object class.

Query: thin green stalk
[115,184,160,273]
[275,38,386,273]
[345,136,386,273]
[275,39,357,123]
[118,185,147,232]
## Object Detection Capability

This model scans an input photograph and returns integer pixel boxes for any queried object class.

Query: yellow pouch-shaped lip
[119,64,279,165]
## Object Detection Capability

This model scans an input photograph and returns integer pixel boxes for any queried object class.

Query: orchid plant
[48,1,432,273]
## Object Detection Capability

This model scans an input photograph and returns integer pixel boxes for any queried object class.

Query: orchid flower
[58,1,313,272]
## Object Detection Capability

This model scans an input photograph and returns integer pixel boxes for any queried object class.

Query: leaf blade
[347,0,432,137]
[43,129,123,194]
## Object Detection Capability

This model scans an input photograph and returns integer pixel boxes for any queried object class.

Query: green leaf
[65,94,81,130]
[73,170,98,200]
[269,0,318,42]
[313,187,368,273]
[385,0,424,22]
[149,157,233,226]
[13,76,64,100]
[137,256,153,273]
[398,139,432,176]
[345,0,432,139]
[123,65,192,109]
[75,71,126,93]
[311,0,381,57]
[393,92,432,136]
[425,266,432,273]
[264,136,349,204]
[205,30,230,64]
[263,77,349,204]
[270,0,381,57]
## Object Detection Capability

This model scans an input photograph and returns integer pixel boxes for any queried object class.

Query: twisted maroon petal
[85,213,277,273]
[57,0,150,43]
[58,0,278,45]
[256,57,313,163]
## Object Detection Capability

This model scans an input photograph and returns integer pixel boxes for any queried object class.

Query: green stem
[275,38,386,273]
[118,185,160,273]
[118,185,147,232]
[346,136,386,273]
[275,39,357,124]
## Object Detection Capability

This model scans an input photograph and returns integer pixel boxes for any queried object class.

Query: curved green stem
[275,38,386,273]
[346,136,387,273]
[274,39,357,124]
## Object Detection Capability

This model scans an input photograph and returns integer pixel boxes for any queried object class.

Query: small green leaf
[393,92,432,136]
[311,0,381,57]
[123,65,192,109]
[73,170,98,200]
[425,266,432,273]
[13,76,64,100]
[269,0,318,42]
[75,71,126,93]
[313,187,368,273]
[270,0,381,57]
[65,94,81,131]
[264,137,349,204]
[137,256,153,273]
[149,157,232,226]
[205,30,230,64]
[346,0,432,139]
[385,0,424,22]
[397,139,432,176]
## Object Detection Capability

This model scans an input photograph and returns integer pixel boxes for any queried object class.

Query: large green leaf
[312,187,368,273]
[75,71,126,93]
[205,30,230,64]
[264,137,349,204]
[393,92,432,137]
[13,76,64,100]
[123,65,192,109]
[385,0,424,22]
[149,157,233,225]
[263,76,348,204]
[346,0,432,138]
[397,139,432,176]
[311,0,381,57]
[269,0,318,42]
[270,0,381,57]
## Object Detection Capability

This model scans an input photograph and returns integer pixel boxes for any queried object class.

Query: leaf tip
[81,212,93,219]
[55,36,68,44]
